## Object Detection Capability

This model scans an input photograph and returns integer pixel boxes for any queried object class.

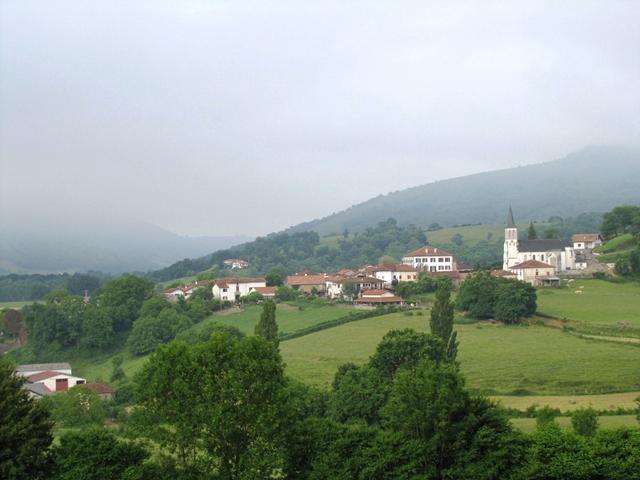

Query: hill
[0,215,251,275]
[288,146,640,235]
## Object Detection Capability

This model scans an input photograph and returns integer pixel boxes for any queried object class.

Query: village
[161,208,606,306]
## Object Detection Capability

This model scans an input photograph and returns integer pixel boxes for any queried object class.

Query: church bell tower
[503,206,519,270]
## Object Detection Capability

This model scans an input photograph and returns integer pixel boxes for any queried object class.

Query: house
[25,370,86,393]
[223,259,250,270]
[87,383,115,401]
[16,363,72,377]
[163,286,187,301]
[23,382,54,399]
[402,246,456,272]
[575,253,589,270]
[254,286,277,299]
[354,289,403,306]
[509,260,559,286]
[163,280,214,302]
[325,274,385,299]
[366,264,418,288]
[286,274,327,294]
[503,207,576,271]
[572,234,603,251]
[212,277,267,302]
[491,269,517,280]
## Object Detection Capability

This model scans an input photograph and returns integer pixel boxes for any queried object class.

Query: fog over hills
[0,215,250,275]
[288,146,640,235]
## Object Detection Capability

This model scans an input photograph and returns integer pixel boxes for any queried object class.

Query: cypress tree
[528,222,538,240]
[255,300,279,350]
[430,281,457,361]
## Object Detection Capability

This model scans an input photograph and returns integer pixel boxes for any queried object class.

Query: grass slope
[280,313,640,394]
[510,415,638,433]
[537,280,640,328]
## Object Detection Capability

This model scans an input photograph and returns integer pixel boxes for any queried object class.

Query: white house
[366,264,419,288]
[223,259,250,269]
[212,277,266,302]
[254,286,277,299]
[503,207,576,271]
[325,275,385,299]
[572,234,603,251]
[402,247,456,272]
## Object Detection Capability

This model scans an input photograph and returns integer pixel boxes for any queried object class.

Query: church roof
[511,260,556,269]
[506,206,516,228]
[517,239,571,252]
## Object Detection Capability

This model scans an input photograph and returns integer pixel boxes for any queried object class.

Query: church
[503,207,576,272]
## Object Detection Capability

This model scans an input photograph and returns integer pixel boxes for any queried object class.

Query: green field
[492,391,640,412]
[595,233,637,254]
[510,415,638,433]
[537,279,640,328]
[280,313,640,394]
[194,302,359,336]
[426,224,510,245]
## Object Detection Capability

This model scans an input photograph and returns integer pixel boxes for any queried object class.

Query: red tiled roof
[287,275,327,286]
[367,263,418,273]
[354,296,403,304]
[404,246,453,258]
[491,269,517,277]
[255,286,277,295]
[27,371,67,383]
[430,271,462,279]
[331,276,383,284]
[86,383,114,394]
[456,263,474,271]
[572,234,602,242]
[361,289,392,296]
[214,277,265,287]
[511,260,555,269]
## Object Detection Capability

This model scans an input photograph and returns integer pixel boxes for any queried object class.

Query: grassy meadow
[280,312,640,395]
[510,415,638,434]
[537,279,640,329]
[0,300,35,310]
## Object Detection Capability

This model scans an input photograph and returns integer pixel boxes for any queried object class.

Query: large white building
[211,277,267,302]
[503,207,576,272]
[402,246,456,272]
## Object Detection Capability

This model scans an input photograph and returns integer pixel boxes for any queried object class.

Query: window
[430,258,436,262]
[438,258,444,262]
[76,380,85,384]
[222,288,228,292]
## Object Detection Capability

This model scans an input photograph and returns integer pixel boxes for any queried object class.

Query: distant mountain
[0,216,251,275]
[288,146,640,235]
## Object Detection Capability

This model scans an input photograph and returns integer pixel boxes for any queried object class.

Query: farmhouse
[503,207,576,271]
[325,274,385,299]
[402,246,456,272]
[163,280,214,301]
[212,277,266,302]
[23,370,86,394]
[87,383,115,400]
[286,273,327,294]
[223,259,250,269]
[510,259,560,286]
[572,234,603,251]
[16,363,72,377]
[366,264,419,288]
[354,289,403,306]
[254,286,277,299]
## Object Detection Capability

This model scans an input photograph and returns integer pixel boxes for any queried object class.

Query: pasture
[492,391,640,412]
[510,415,638,433]
[0,300,34,310]
[537,279,640,328]
[280,312,640,394]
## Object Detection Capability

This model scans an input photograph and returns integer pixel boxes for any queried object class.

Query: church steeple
[506,206,516,228]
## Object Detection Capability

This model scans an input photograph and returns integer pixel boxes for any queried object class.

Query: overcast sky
[1,1,639,236]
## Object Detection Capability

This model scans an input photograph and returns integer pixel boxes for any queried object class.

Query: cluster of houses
[162,207,604,302]
[16,362,113,400]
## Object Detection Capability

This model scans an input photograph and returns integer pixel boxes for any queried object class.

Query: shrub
[571,407,599,436]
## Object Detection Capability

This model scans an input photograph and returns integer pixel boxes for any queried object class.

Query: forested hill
[288,146,640,235]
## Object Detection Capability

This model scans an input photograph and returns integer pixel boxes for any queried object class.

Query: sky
[1,0,639,237]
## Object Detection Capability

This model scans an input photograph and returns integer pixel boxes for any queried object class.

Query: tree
[544,227,559,239]
[53,428,148,480]
[571,407,599,437]
[135,335,288,478]
[98,275,154,333]
[457,272,497,319]
[493,280,537,324]
[110,355,125,383]
[128,309,192,356]
[0,360,53,480]
[429,281,457,361]
[265,269,285,287]
[528,222,538,240]
[41,385,107,427]
[451,233,464,246]
[66,274,100,296]
[2,309,24,340]
[341,282,359,300]
[255,300,279,350]
[382,360,526,479]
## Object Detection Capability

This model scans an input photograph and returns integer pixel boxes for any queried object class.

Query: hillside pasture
[492,391,640,412]
[280,312,640,394]
[510,415,638,434]
[425,224,510,245]
[537,279,640,330]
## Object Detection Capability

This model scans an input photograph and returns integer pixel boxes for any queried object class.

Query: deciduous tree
[255,300,279,350]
